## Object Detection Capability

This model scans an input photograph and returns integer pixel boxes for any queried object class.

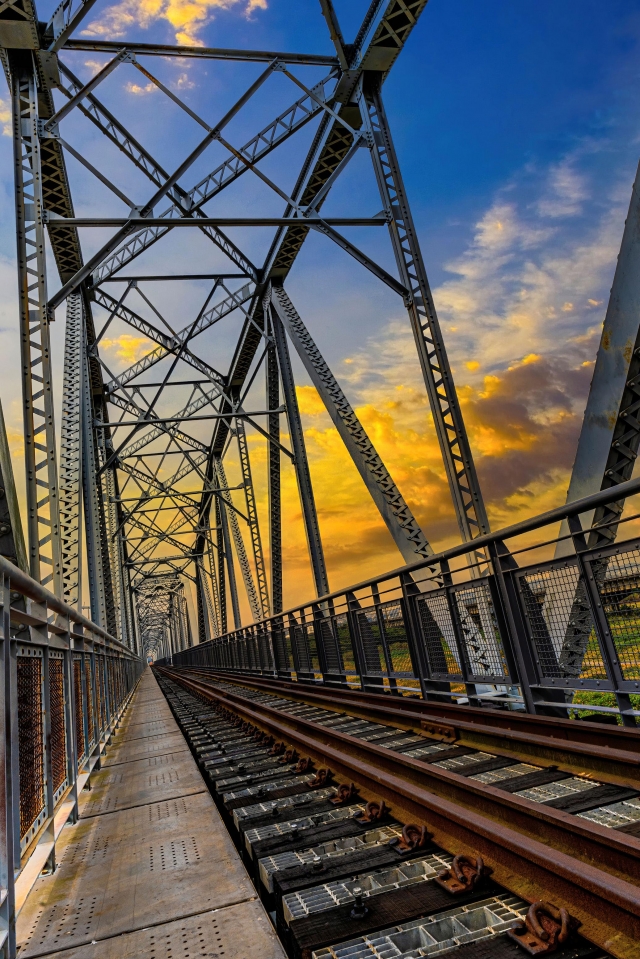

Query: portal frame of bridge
[1,0,496,664]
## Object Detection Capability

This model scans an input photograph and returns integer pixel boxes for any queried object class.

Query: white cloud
[0,98,11,137]
[537,158,589,218]
[125,80,157,95]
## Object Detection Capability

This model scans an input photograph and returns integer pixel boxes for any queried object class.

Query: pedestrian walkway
[16,669,287,959]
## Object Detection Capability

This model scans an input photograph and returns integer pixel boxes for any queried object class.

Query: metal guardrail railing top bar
[0,554,134,651]
[161,477,640,727]
[0,555,143,959]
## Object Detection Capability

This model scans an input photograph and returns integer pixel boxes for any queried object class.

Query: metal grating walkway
[16,669,287,959]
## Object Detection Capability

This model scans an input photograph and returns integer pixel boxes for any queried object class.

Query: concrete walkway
[17,668,287,959]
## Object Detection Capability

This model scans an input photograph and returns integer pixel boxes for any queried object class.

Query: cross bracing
[2,0,638,666]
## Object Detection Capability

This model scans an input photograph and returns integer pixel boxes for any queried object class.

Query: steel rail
[156,666,640,958]
[180,668,640,782]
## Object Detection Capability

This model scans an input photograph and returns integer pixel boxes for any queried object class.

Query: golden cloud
[296,384,327,417]
[218,344,595,611]
[83,0,267,47]
[101,333,153,362]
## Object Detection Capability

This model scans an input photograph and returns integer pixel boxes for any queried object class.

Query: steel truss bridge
[1,2,640,958]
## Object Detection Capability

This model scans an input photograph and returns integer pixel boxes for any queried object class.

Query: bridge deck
[16,669,287,959]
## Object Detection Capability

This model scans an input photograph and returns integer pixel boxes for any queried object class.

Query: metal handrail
[0,554,133,652]
[197,475,640,637]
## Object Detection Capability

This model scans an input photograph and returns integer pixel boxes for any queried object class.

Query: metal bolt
[350,886,368,919]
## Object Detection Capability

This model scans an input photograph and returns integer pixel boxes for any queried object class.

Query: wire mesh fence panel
[379,601,414,678]
[257,629,274,671]
[100,659,108,726]
[316,616,344,674]
[518,563,608,682]
[335,612,359,682]
[245,636,256,670]
[49,655,67,799]
[272,624,294,673]
[452,582,510,681]
[117,661,124,705]
[108,661,115,716]
[244,633,253,669]
[17,653,45,845]
[598,545,640,682]
[415,590,463,679]
[232,637,245,669]
[355,608,387,675]
[85,658,95,746]
[292,622,320,675]
[73,658,85,763]
[95,658,105,734]
[229,640,241,670]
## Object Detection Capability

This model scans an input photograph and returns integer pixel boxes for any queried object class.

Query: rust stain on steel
[200,669,640,755]
[192,670,640,782]
[167,669,640,888]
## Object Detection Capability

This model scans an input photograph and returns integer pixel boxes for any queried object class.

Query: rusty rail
[156,664,640,959]
[180,668,640,787]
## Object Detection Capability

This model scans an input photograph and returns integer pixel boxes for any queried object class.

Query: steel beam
[59,293,84,606]
[266,326,283,615]
[271,285,432,565]
[12,64,63,594]
[558,160,640,551]
[216,458,261,621]
[268,287,329,598]
[235,419,270,617]
[358,78,489,545]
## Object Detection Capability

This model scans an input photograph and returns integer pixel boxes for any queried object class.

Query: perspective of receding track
[150,665,640,959]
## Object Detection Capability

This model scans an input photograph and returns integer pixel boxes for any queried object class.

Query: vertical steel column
[195,559,212,644]
[268,290,329,597]
[12,67,62,594]
[266,310,283,614]
[206,536,221,636]
[236,418,270,617]
[216,458,260,620]
[216,463,241,629]
[215,495,227,634]
[358,78,489,546]
[81,348,108,629]
[59,293,84,608]
[100,448,124,642]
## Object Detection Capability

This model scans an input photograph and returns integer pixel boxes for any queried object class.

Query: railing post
[568,516,637,726]
[399,572,429,699]
[89,649,101,771]
[486,539,537,713]
[63,628,79,825]
[345,591,372,693]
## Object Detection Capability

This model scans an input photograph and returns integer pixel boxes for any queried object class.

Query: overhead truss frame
[2,0,497,658]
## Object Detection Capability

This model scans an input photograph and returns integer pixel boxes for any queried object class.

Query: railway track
[154,666,640,959]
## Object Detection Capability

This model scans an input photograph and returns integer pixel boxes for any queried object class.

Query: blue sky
[1,0,640,604]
